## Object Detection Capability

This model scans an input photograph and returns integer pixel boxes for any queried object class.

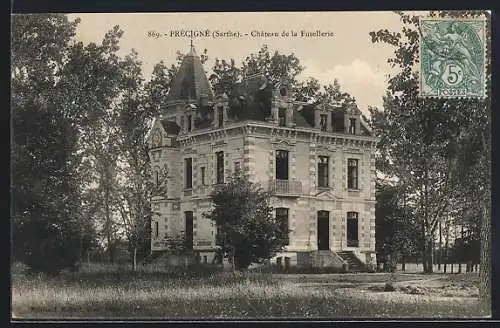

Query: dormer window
[187,114,192,132]
[320,114,328,132]
[279,87,287,97]
[152,129,162,148]
[218,106,224,128]
[349,118,356,135]
[180,116,185,132]
[278,108,286,127]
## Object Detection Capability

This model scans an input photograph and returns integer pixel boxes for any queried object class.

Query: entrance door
[347,212,359,247]
[317,211,330,250]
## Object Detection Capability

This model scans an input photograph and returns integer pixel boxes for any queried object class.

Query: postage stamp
[418,17,487,98]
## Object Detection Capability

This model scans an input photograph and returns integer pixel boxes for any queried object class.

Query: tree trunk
[444,218,449,274]
[429,238,434,273]
[438,221,442,271]
[132,247,137,272]
[423,234,434,273]
[401,254,406,272]
[231,253,236,275]
[421,222,428,272]
[479,197,491,307]
[79,230,84,262]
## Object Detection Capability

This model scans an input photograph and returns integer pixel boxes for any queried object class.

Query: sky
[68,12,414,113]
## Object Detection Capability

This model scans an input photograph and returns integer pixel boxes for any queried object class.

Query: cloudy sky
[68,12,416,113]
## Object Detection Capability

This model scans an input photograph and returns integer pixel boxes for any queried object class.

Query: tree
[11,14,105,274]
[81,124,122,262]
[203,176,289,271]
[375,182,420,271]
[369,11,490,279]
[241,44,304,87]
[144,60,177,111]
[112,49,170,271]
[209,58,242,96]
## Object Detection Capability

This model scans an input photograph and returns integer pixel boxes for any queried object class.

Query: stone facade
[147,46,378,267]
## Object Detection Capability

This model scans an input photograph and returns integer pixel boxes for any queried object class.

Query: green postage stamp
[418,17,487,98]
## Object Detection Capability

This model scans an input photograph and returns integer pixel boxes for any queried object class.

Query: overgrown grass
[11,263,489,319]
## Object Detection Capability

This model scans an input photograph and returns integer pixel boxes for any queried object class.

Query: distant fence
[395,262,479,273]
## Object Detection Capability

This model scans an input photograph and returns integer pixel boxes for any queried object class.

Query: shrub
[384,282,396,292]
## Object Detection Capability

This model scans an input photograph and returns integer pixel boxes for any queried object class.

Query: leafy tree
[369,11,490,279]
[210,45,357,107]
[80,126,122,262]
[241,44,304,88]
[11,14,106,274]
[112,49,170,271]
[144,60,178,111]
[209,58,242,96]
[375,182,420,271]
[57,23,130,264]
[203,176,289,271]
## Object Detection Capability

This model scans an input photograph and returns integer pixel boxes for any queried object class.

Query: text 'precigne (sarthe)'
[146,29,335,39]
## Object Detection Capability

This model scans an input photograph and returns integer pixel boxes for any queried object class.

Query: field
[11,262,490,319]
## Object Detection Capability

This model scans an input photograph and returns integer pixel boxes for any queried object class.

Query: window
[216,151,224,184]
[184,211,194,250]
[218,106,224,128]
[234,162,241,176]
[347,212,359,247]
[155,170,159,186]
[154,221,159,238]
[200,166,206,186]
[347,159,358,189]
[185,158,193,189]
[276,208,289,245]
[187,114,192,132]
[348,118,356,134]
[318,156,329,188]
[317,210,330,250]
[275,150,289,180]
[203,255,208,264]
[320,114,328,132]
[278,108,286,126]
[180,116,185,132]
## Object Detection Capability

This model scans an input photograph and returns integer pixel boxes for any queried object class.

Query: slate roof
[160,119,180,135]
[229,74,273,121]
[293,107,313,128]
[165,47,214,103]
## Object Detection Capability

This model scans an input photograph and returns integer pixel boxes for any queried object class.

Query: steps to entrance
[336,251,365,272]
[310,250,344,271]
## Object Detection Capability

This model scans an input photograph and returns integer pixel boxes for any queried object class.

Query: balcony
[268,179,302,197]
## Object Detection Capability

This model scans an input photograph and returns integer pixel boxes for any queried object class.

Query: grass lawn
[11,263,490,319]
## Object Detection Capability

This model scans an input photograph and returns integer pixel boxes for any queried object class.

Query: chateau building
[147,46,378,269]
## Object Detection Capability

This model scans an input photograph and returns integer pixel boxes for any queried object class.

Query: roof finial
[188,35,196,55]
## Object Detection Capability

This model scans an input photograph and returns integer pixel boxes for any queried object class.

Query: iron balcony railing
[268,179,302,196]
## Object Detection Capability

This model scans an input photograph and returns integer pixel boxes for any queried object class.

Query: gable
[314,189,340,200]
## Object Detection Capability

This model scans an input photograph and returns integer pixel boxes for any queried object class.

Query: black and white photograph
[10,10,492,320]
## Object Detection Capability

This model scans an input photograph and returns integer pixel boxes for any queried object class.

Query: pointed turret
[166,45,214,103]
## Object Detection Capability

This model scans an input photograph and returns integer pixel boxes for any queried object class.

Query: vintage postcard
[11,11,492,320]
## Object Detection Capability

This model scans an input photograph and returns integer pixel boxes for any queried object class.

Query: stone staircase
[311,250,344,269]
[336,251,365,272]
